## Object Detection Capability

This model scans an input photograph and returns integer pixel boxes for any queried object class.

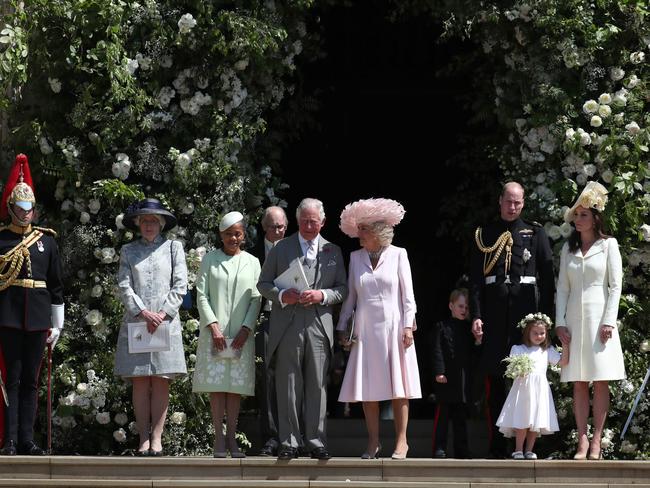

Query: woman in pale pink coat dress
[337,198,421,460]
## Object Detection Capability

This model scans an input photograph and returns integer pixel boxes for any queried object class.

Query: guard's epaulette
[34,226,58,237]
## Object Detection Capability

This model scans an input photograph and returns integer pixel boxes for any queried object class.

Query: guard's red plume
[1,153,35,220]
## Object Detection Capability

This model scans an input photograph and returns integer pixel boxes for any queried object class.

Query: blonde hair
[449,288,468,303]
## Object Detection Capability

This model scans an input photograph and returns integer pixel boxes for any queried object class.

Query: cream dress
[555,238,625,382]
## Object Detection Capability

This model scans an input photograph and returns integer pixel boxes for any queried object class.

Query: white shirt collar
[298,233,319,252]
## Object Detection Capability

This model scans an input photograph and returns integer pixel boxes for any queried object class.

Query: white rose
[114,413,128,426]
[576,173,587,185]
[613,113,625,125]
[630,51,645,64]
[579,131,591,146]
[185,319,199,332]
[76,382,89,394]
[598,105,611,118]
[189,353,197,362]
[535,173,545,184]
[178,13,197,34]
[547,225,562,240]
[609,67,625,81]
[126,58,139,75]
[182,202,194,214]
[559,222,572,238]
[582,99,598,114]
[96,412,111,425]
[48,77,62,93]
[640,340,650,352]
[86,369,96,381]
[176,152,191,170]
[80,212,91,224]
[234,59,249,71]
[115,213,125,230]
[625,74,639,88]
[88,199,101,214]
[601,169,614,183]
[100,247,116,264]
[626,121,641,135]
[590,115,602,127]
[598,93,612,105]
[641,224,650,242]
[565,128,576,140]
[113,428,127,443]
[135,53,151,70]
[85,310,103,326]
[91,285,103,298]
[128,421,138,434]
[583,163,597,176]
[170,412,187,425]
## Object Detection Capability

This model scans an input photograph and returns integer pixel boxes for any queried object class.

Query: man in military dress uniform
[469,182,554,458]
[0,154,64,456]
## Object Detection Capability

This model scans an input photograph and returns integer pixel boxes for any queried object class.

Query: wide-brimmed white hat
[564,181,608,223]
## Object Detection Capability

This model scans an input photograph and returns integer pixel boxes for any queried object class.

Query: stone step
[0,457,649,486]
[0,481,643,488]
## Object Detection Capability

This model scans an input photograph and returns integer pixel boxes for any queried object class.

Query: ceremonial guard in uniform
[0,154,64,455]
[469,182,553,458]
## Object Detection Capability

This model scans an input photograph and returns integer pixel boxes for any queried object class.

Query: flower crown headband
[517,312,553,330]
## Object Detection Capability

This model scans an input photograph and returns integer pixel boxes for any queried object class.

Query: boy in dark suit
[431,288,475,458]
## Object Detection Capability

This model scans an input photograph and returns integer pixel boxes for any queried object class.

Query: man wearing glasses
[253,206,288,456]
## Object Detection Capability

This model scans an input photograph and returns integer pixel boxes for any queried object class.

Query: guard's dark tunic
[0,227,64,330]
[469,217,553,456]
[0,225,63,448]
[469,217,554,374]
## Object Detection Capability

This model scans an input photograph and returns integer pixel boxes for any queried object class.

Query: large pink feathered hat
[339,198,406,238]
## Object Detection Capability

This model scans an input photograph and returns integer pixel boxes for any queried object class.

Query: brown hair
[521,320,551,350]
[449,288,468,304]
[568,208,611,252]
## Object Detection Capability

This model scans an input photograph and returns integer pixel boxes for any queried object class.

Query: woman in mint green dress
[192,211,261,457]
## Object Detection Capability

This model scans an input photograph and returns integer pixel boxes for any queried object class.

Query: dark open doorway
[277,3,485,417]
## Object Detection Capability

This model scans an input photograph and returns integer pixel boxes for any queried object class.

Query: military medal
[523,248,531,262]
[37,241,44,252]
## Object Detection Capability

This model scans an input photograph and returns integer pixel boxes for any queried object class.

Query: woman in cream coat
[555,182,625,460]
[192,212,261,457]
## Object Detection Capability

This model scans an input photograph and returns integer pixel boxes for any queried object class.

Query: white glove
[47,328,61,348]
[48,303,65,348]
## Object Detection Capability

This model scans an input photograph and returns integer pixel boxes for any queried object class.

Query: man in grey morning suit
[257,198,347,460]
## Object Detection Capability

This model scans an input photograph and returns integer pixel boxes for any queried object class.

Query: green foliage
[0,0,318,454]
[400,0,650,459]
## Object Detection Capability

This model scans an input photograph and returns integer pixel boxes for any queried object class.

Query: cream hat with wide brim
[564,181,608,223]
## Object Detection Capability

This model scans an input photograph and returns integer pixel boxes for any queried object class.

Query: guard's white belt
[485,276,536,285]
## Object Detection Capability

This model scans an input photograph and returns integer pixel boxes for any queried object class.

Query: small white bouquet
[503,354,534,379]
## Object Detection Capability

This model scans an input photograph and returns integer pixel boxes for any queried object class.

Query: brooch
[522,248,531,262]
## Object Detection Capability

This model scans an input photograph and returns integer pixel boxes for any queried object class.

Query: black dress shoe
[310,447,331,460]
[433,448,446,459]
[0,440,17,456]
[259,444,276,457]
[277,446,298,460]
[148,449,163,457]
[18,441,45,456]
[134,449,149,457]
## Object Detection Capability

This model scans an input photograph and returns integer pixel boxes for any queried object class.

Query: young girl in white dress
[496,313,570,460]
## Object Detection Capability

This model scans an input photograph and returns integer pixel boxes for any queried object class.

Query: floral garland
[517,312,553,330]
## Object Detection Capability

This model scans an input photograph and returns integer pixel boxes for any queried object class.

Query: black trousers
[432,402,469,457]
[255,314,278,448]
[0,327,47,445]
[485,374,507,456]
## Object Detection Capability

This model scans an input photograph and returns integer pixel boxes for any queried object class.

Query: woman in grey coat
[115,199,188,456]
